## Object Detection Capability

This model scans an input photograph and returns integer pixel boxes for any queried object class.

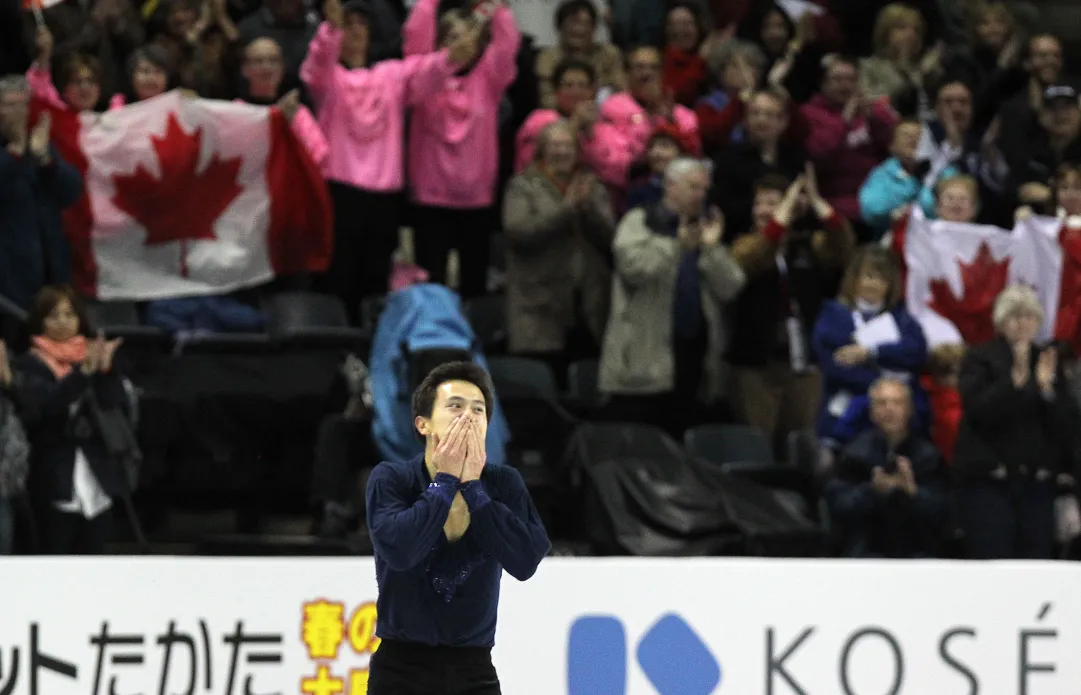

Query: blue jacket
[858,158,956,240]
[812,300,929,445]
[0,146,81,310]
[370,284,510,465]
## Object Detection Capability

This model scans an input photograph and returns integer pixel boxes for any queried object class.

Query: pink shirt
[598,92,701,163]
[514,109,633,188]
[301,21,458,193]
[403,0,520,208]
[26,64,68,111]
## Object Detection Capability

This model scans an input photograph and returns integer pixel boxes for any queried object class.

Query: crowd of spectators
[2,0,1081,560]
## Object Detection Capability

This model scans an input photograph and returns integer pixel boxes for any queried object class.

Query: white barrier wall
[0,557,1077,695]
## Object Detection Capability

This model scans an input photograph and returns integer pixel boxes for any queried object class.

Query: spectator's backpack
[370,284,510,465]
[0,393,30,498]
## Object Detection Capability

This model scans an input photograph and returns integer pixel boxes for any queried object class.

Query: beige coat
[502,165,616,353]
[598,208,746,400]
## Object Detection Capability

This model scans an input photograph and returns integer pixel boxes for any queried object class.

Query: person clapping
[954,285,1081,559]
[13,286,129,555]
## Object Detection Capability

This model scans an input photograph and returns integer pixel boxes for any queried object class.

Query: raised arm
[299,21,343,102]
[401,49,459,105]
[26,63,66,111]
[402,0,440,56]
[460,467,550,581]
[365,466,457,571]
[288,105,329,169]
[476,4,520,94]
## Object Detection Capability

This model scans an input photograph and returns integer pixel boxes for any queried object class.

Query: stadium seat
[85,300,169,343]
[359,295,386,337]
[486,356,578,467]
[464,294,507,353]
[787,428,819,473]
[685,424,774,471]
[686,424,810,496]
[174,332,275,355]
[265,292,366,350]
[565,359,607,411]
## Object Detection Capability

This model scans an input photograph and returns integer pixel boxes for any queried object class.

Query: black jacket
[824,429,948,557]
[13,354,129,504]
[953,338,1079,484]
[711,140,805,236]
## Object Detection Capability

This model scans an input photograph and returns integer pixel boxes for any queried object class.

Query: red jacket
[663,46,709,107]
[922,374,962,464]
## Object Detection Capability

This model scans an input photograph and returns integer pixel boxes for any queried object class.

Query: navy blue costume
[364,454,549,695]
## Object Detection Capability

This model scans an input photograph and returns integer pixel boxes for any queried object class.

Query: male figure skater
[365,361,550,694]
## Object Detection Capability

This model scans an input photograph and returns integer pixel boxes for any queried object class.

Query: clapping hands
[564,172,595,207]
[81,332,123,376]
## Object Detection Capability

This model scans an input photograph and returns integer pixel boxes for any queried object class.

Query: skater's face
[418,380,489,443]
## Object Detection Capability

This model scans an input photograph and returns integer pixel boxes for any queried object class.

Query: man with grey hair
[0,74,81,324]
[598,156,745,433]
[823,375,948,557]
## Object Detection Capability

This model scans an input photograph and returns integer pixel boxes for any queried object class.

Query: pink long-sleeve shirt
[801,93,899,221]
[598,92,701,164]
[514,109,632,188]
[302,21,459,193]
[403,0,520,208]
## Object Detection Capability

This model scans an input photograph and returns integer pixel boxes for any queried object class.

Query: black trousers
[41,507,111,555]
[605,333,728,436]
[412,204,492,299]
[957,479,1056,559]
[326,182,401,319]
[367,639,500,695]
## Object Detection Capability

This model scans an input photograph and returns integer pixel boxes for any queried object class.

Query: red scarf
[30,335,88,379]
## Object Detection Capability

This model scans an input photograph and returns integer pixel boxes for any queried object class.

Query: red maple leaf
[927,241,1010,345]
[111,113,243,275]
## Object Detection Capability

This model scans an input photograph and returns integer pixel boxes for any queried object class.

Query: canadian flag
[903,207,1072,347]
[22,0,65,10]
[33,91,332,300]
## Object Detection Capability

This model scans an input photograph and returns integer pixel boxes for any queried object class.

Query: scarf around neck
[30,335,88,379]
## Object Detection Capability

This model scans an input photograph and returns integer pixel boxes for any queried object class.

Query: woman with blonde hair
[954,284,1079,558]
[858,3,929,118]
[812,244,928,452]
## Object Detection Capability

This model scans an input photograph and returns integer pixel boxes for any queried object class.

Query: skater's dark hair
[412,361,495,424]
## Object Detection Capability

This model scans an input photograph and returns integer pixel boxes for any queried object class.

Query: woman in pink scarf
[303,0,480,314]
[13,286,128,554]
[404,0,521,298]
